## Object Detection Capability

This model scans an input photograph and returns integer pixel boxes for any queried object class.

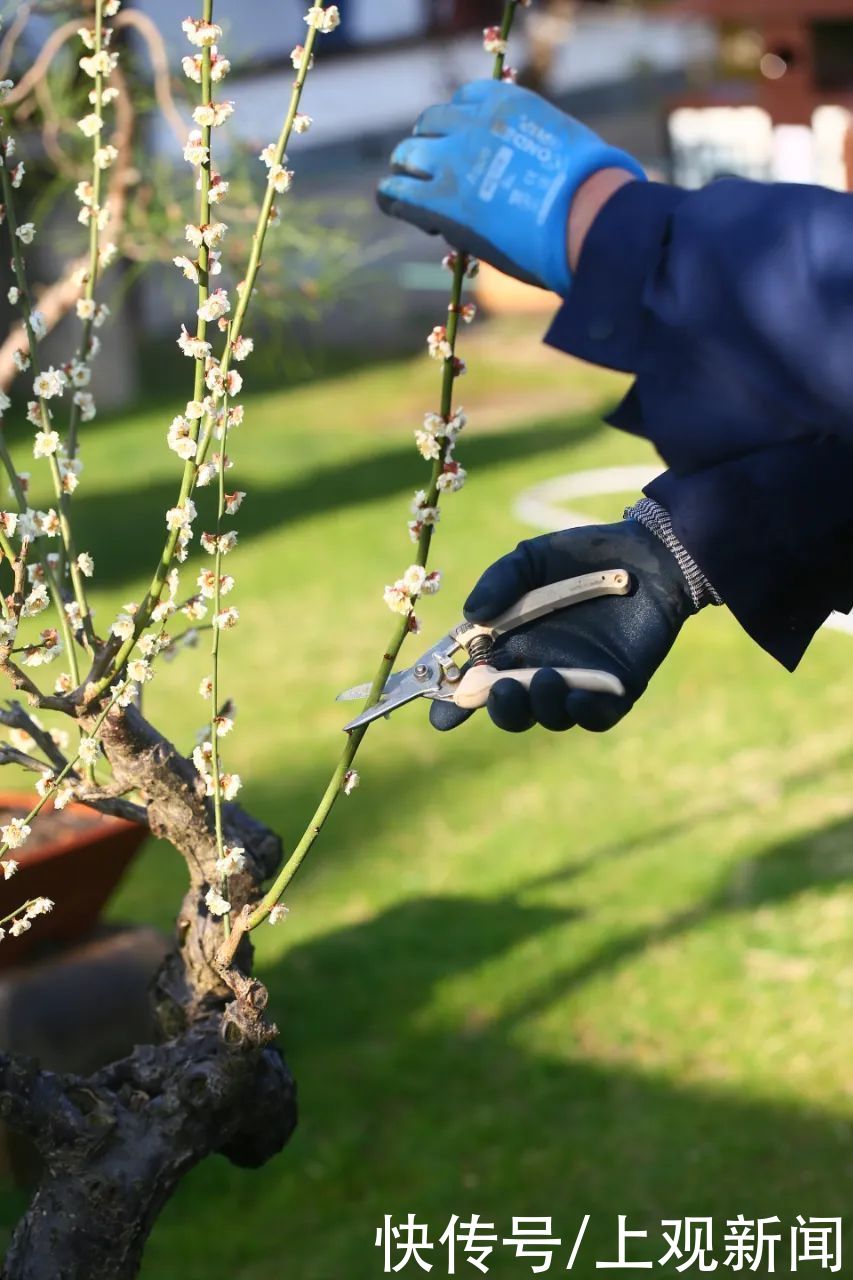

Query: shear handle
[467,568,632,643]
[453,664,626,711]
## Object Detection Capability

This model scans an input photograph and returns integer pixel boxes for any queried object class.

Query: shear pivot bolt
[414,664,430,681]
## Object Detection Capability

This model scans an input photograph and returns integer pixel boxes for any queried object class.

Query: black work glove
[430,519,697,734]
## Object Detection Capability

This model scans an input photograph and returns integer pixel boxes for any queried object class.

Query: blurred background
[1,3,853,1277]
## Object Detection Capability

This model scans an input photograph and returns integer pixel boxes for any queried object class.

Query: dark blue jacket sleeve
[544,178,853,670]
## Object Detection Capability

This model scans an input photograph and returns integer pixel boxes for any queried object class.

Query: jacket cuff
[646,441,853,672]
[543,181,689,372]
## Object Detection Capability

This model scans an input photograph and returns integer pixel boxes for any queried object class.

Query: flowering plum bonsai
[0,2,529,1275]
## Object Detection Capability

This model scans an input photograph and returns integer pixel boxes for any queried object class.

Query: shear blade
[336,669,413,705]
[342,681,438,733]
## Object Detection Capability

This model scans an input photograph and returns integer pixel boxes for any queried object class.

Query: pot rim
[0,788,145,870]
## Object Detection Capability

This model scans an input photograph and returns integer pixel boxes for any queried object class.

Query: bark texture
[0,705,296,1279]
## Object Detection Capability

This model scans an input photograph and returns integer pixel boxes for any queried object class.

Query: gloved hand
[377,80,646,297]
[430,519,696,734]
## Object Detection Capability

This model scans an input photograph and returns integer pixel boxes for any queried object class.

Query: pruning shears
[337,568,632,733]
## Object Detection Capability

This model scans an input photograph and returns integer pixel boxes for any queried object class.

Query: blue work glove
[430,520,696,734]
[377,80,645,297]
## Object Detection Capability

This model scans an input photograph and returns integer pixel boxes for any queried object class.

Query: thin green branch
[91,6,326,698]
[67,0,107,461]
[239,1,520,935]
[0,133,94,666]
[0,684,122,864]
[209,389,231,934]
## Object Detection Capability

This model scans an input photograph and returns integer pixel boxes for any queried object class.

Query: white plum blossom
[182,597,208,622]
[214,772,241,801]
[76,298,97,321]
[216,845,246,877]
[230,336,253,362]
[166,498,197,531]
[197,289,230,323]
[197,569,234,599]
[343,769,360,796]
[94,145,119,170]
[383,582,410,615]
[204,887,231,918]
[269,165,294,194]
[401,565,441,597]
[290,44,314,71]
[183,130,209,168]
[1,819,30,849]
[202,222,227,249]
[127,658,153,684]
[437,460,467,493]
[115,681,139,708]
[177,326,211,360]
[167,416,197,460]
[293,113,313,134]
[74,392,96,422]
[1,859,18,880]
[33,431,60,459]
[21,629,62,665]
[183,49,231,83]
[427,325,452,360]
[224,491,245,515]
[208,173,229,203]
[110,613,135,641]
[205,363,242,398]
[78,737,100,766]
[182,18,223,47]
[78,113,103,138]
[305,5,340,33]
[214,607,239,630]
[174,255,199,284]
[76,552,95,577]
[26,898,54,919]
[269,903,290,925]
[483,25,508,55]
[414,430,441,461]
[16,223,35,245]
[58,456,83,494]
[200,530,237,555]
[22,583,49,617]
[36,773,57,799]
[193,101,234,128]
[79,49,117,78]
[199,676,214,700]
[7,287,18,306]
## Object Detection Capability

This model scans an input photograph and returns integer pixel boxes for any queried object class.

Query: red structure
[670,0,853,124]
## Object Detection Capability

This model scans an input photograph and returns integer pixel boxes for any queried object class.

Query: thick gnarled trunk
[0,706,295,1278]
[1,1030,296,1280]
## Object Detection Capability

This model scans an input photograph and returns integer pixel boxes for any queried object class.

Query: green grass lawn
[2,319,853,1277]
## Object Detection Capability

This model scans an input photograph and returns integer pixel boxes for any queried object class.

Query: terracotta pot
[0,791,148,970]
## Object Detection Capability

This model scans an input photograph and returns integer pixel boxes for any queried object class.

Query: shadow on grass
[71,413,603,592]
[118,813,853,1278]
[2,813,852,1274]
